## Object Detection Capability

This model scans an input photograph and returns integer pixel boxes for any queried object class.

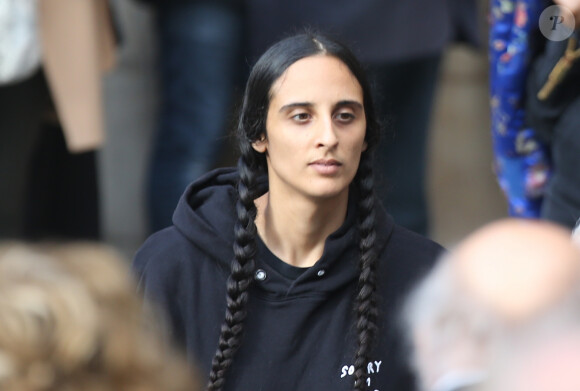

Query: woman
[134,32,443,391]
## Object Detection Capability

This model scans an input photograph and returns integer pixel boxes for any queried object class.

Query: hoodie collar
[172,168,395,295]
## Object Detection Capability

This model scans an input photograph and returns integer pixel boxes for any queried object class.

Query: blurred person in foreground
[402,218,580,391]
[0,242,200,391]
[476,220,580,391]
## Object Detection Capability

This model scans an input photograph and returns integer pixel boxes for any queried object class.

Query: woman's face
[253,55,367,201]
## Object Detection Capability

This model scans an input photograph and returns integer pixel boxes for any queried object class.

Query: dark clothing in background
[0,72,46,238]
[370,55,442,235]
[0,71,100,240]
[23,123,100,240]
[144,0,245,233]
[134,168,444,391]
[526,32,580,228]
[246,0,479,63]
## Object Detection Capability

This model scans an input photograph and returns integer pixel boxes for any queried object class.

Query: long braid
[206,154,260,391]
[353,153,379,391]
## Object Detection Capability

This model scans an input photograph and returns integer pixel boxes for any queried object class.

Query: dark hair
[207,31,380,391]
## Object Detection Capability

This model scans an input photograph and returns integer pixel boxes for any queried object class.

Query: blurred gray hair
[401,253,505,391]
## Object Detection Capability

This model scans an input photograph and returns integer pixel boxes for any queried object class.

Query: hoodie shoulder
[376,215,446,304]
[389,224,445,270]
[133,225,231,346]
[133,226,208,291]
[374,204,445,275]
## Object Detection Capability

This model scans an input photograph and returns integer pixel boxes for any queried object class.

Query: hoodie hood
[171,167,395,296]
[172,168,247,270]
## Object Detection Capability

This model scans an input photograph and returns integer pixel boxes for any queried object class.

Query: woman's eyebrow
[279,102,313,113]
[334,100,363,110]
[279,100,363,113]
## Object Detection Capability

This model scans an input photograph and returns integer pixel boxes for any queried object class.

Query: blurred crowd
[1,0,481,243]
[2,0,580,391]
[2,1,579,243]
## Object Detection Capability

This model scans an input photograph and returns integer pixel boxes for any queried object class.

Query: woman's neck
[254,190,349,268]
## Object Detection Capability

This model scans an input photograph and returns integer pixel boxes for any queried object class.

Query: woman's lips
[309,159,342,175]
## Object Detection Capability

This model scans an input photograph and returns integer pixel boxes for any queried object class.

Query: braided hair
[353,152,379,391]
[206,31,380,391]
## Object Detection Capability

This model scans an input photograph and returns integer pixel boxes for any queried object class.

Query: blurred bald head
[404,218,580,391]
[451,218,580,322]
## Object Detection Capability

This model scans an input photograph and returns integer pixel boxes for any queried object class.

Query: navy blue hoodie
[133,167,443,391]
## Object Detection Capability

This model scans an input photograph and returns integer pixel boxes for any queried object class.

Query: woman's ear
[252,135,268,153]
[362,140,368,152]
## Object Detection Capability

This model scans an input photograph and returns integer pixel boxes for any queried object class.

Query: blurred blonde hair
[0,242,200,391]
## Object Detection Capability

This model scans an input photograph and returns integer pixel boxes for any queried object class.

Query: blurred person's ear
[572,218,580,246]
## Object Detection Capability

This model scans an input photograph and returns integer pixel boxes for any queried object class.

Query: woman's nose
[315,116,338,148]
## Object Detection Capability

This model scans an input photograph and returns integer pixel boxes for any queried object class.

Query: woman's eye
[335,112,355,122]
[291,113,311,122]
